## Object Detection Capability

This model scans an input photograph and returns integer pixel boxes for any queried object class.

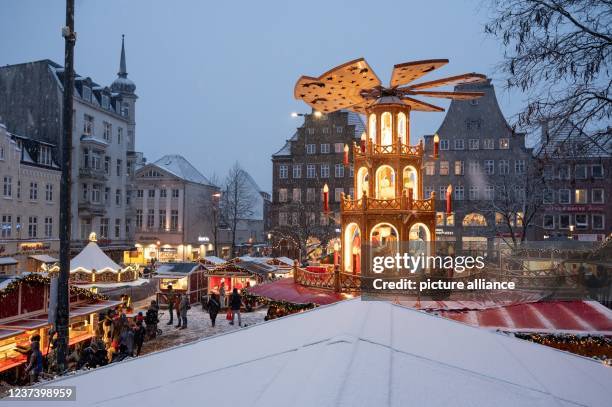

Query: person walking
[229,288,242,327]
[24,339,43,384]
[219,281,226,309]
[207,293,220,327]
[133,320,146,356]
[165,284,176,325]
[179,294,190,329]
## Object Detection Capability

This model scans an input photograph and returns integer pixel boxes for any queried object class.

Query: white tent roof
[70,241,121,273]
[27,299,611,406]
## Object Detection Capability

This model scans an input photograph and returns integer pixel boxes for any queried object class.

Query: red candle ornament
[343,144,349,166]
[323,184,329,213]
[433,133,440,159]
[360,132,366,153]
[446,184,453,215]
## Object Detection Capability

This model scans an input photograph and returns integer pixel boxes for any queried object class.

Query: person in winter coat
[179,294,189,329]
[219,282,226,309]
[207,293,221,327]
[174,294,182,328]
[24,339,42,384]
[165,285,176,325]
[229,288,242,327]
[133,320,146,356]
[119,325,134,356]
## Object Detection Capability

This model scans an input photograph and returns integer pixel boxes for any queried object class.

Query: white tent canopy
[70,241,121,273]
[25,299,611,406]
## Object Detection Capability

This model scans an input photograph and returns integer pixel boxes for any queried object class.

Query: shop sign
[20,242,50,252]
[198,236,210,243]
[139,236,160,242]
[545,205,605,212]
[435,228,454,236]
[160,247,177,253]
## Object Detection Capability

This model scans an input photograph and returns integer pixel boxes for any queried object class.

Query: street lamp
[569,224,575,240]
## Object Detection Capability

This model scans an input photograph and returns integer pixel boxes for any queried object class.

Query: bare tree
[479,162,546,250]
[221,162,254,257]
[484,0,612,151]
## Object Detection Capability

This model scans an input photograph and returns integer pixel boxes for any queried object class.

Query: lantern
[433,133,440,159]
[323,184,329,213]
[446,184,453,215]
[343,144,349,166]
[360,132,366,152]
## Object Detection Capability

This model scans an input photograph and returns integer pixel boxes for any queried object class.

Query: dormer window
[82,86,92,102]
[101,94,110,109]
[39,146,52,166]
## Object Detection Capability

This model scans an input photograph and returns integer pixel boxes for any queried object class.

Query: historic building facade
[270,110,365,257]
[423,79,534,253]
[0,124,61,273]
[128,155,219,264]
[0,37,141,259]
[535,121,611,241]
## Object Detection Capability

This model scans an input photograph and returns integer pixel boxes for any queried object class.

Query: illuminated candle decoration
[323,184,329,213]
[433,133,440,159]
[446,184,453,215]
[343,144,349,166]
[360,132,366,152]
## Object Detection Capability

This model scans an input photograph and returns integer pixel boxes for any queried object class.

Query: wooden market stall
[154,262,208,305]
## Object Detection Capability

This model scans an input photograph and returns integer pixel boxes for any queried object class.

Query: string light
[0,273,108,302]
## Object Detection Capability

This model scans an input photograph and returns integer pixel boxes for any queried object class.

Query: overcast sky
[1,0,524,191]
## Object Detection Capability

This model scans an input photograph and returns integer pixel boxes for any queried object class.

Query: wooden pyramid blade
[406,73,487,90]
[400,97,444,112]
[408,90,485,100]
[390,59,448,88]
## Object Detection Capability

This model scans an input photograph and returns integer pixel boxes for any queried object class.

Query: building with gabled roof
[129,154,219,264]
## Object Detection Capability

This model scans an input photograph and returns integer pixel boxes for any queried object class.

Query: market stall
[155,262,207,305]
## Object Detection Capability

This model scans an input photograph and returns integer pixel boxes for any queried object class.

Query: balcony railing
[341,193,435,212]
[77,200,107,216]
[78,167,108,181]
[352,139,424,158]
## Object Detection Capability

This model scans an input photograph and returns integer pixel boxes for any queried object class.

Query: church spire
[118,34,127,78]
[111,34,136,94]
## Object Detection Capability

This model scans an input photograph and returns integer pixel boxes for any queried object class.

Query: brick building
[270,110,365,258]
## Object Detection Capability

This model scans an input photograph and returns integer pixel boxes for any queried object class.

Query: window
[425,162,435,176]
[349,165,354,177]
[468,161,480,174]
[306,188,315,202]
[454,185,464,200]
[543,165,554,179]
[469,186,479,200]
[103,122,112,142]
[278,188,287,202]
[279,165,288,179]
[137,189,144,198]
[116,189,122,206]
[278,212,288,226]
[575,189,587,204]
[334,143,344,153]
[454,139,464,150]
[320,212,329,226]
[117,127,123,144]
[515,160,525,174]
[575,214,588,229]
[499,160,509,175]
[147,209,155,228]
[101,94,110,109]
[322,127,330,135]
[148,189,155,198]
[484,185,494,200]
[172,189,179,198]
[160,188,167,198]
[306,164,316,178]
[292,165,301,178]
[468,139,479,150]
[334,188,343,202]
[543,215,555,229]
[592,189,604,204]
[483,138,494,149]
[592,164,604,178]
[336,126,343,134]
[125,190,131,206]
[335,164,344,178]
[82,86,92,102]
[574,164,587,179]
[499,138,509,149]
[91,184,101,203]
[39,146,52,166]
[423,186,434,199]
[439,161,449,175]
[543,189,554,204]
[29,182,38,200]
[16,181,20,199]
[0,146,3,160]
[82,183,88,201]
[115,219,121,238]
[3,176,11,198]
[1,215,11,238]
[292,188,301,202]
[440,139,449,150]
[104,187,110,204]
[484,160,494,175]
[320,164,330,178]
[592,214,604,230]
[100,218,109,238]
[306,128,315,135]
[306,144,316,154]
[104,156,110,174]
[454,161,464,176]
[83,114,94,135]
[439,186,447,201]
[559,189,571,204]
[116,159,122,176]
[136,210,143,228]
[121,102,129,117]
[159,210,167,230]
[91,151,101,170]
[28,216,37,238]
[559,214,571,229]
[320,143,330,154]
[291,212,298,226]
[558,165,570,180]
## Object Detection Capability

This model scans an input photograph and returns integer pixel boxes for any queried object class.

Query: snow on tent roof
[202,256,226,265]
[70,241,121,273]
[155,262,201,276]
[0,257,18,265]
[30,299,612,407]
[152,155,213,186]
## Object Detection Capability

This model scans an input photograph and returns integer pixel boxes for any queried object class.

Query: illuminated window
[397,112,407,144]
[356,167,369,198]
[455,161,464,175]
[375,165,395,199]
[439,161,449,175]
[462,213,487,227]
[499,138,509,149]
[369,114,377,144]
[278,188,287,202]
[402,166,418,199]
[575,189,587,204]
[425,162,435,175]
[381,112,392,146]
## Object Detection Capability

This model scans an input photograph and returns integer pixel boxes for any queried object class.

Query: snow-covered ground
[139,303,268,355]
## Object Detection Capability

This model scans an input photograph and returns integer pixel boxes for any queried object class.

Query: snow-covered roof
[29,254,58,263]
[152,155,213,186]
[272,131,297,157]
[155,262,202,276]
[0,257,18,265]
[70,241,122,273]
[533,120,612,159]
[32,299,612,406]
[202,256,226,265]
[346,110,366,138]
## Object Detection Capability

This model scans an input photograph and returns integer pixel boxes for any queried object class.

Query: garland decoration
[515,333,612,363]
[242,289,316,320]
[0,273,107,302]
